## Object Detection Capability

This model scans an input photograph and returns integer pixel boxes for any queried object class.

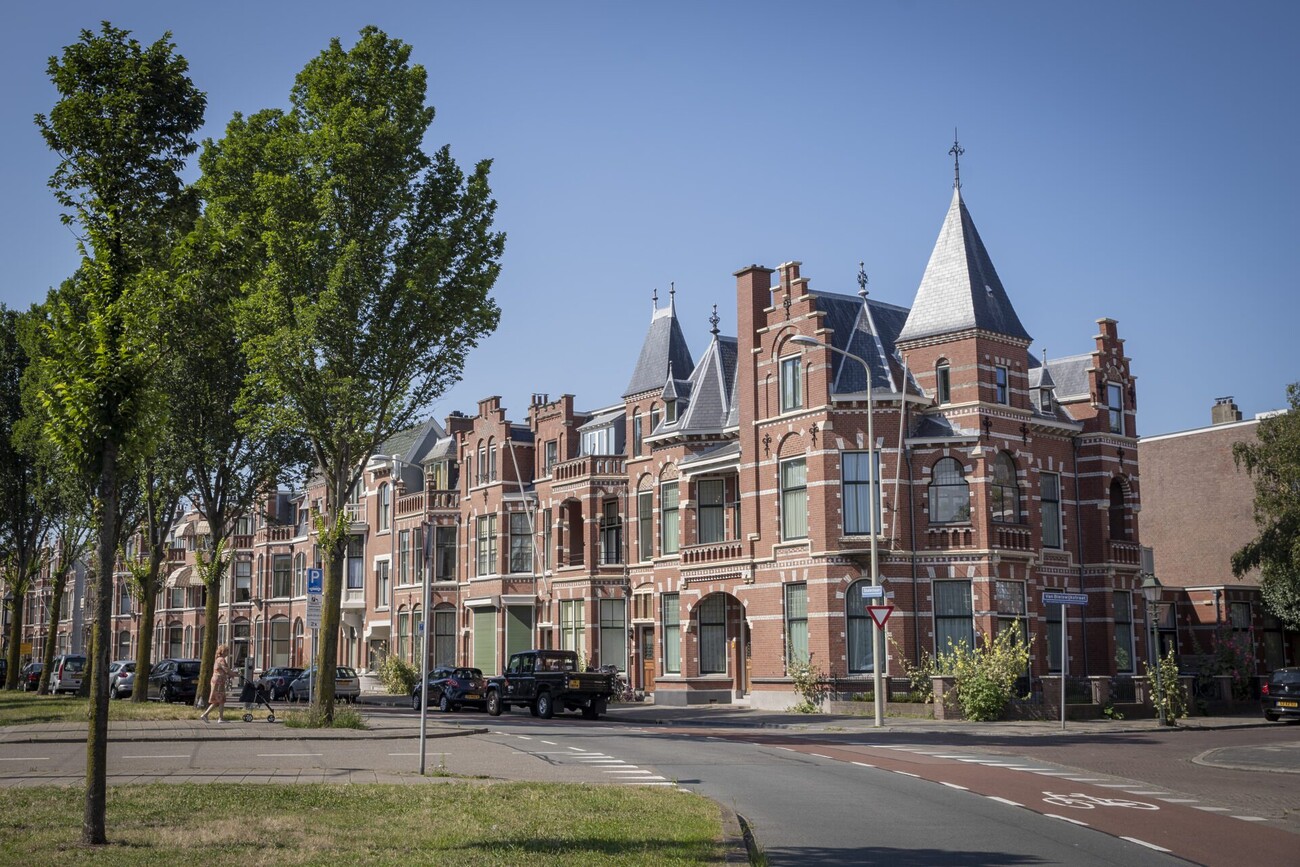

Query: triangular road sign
[867,605,893,628]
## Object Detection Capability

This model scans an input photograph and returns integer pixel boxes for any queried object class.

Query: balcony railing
[396,491,425,517]
[926,526,974,549]
[344,503,366,525]
[552,455,627,482]
[992,525,1033,551]
[232,534,254,550]
[167,549,187,563]
[267,526,294,543]
[1108,539,1141,566]
[681,539,745,565]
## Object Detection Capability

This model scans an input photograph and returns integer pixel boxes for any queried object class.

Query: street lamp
[789,334,884,728]
[1140,571,1165,726]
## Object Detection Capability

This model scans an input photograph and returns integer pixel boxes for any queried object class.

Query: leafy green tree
[0,305,53,689]
[1233,383,1300,630]
[33,22,204,845]
[222,27,503,720]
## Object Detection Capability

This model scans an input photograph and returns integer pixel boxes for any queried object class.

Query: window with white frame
[560,600,585,652]
[544,440,558,475]
[272,555,291,598]
[662,593,680,673]
[293,552,306,597]
[398,530,410,584]
[599,598,627,671]
[995,365,1009,404]
[475,514,497,576]
[412,526,423,583]
[581,425,616,456]
[994,581,1027,647]
[785,583,808,666]
[842,451,880,536]
[541,508,552,571]
[435,526,456,581]
[936,363,951,404]
[698,595,726,674]
[990,452,1020,523]
[632,413,642,457]
[375,560,390,609]
[1114,591,1134,672]
[378,483,391,531]
[929,457,970,523]
[509,512,532,573]
[347,536,365,589]
[235,559,252,603]
[934,580,973,652]
[660,482,680,555]
[697,479,726,544]
[1041,472,1062,548]
[638,491,653,561]
[1107,382,1124,434]
[780,458,808,540]
[846,580,875,674]
[780,355,802,412]
[600,500,621,565]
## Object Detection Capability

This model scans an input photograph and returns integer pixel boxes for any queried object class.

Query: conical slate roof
[898,188,1031,345]
[623,296,695,399]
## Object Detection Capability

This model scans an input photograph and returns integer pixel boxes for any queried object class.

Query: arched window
[487,437,498,481]
[378,483,391,531]
[846,579,876,674]
[631,411,642,457]
[1109,479,1127,540]
[293,552,306,597]
[929,458,969,523]
[116,630,131,662]
[649,404,660,432]
[293,618,305,667]
[476,441,486,485]
[935,361,951,405]
[990,453,1020,523]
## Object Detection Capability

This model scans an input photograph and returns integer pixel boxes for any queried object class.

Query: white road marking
[1032,771,1074,776]
[515,736,532,740]
[628,780,674,786]
[978,762,1024,767]
[1233,816,1268,822]
[540,740,557,745]
[810,754,832,759]
[988,796,1023,808]
[941,782,968,791]
[580,760,626,764]
[1121,837,1171,853]
[257,753,321,757]
[1046,814,1089,827]
[894,771,920,778]
[1095,783,1136,788]
[121,755,188,759]
[1158,798,1199,803]
[931,754,974,759]
[851,761,876,768]
[0,757,48,761]
[1065,777,1105,782]
[1125,791,1169,796]
[603,770,655,775]
[568,746,585,751]
[387,753,422,756]
[1194,806,1231,812]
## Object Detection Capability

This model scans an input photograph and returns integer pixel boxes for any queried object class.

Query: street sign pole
[307,568,323,706]
[419,521,432,775]
[1043,592,1088,731]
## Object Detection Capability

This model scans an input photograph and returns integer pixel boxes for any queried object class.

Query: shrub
[942,629,1031,721]
[283,703,367,729]
[1145,647,1187,725]
[787,654,828,713]
[375,655,418,696]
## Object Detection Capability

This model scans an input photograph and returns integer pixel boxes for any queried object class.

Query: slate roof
[623,298,695,399]
[898,188,1032,345]
[910,414,978,440]
[812,290,918,395]
[662,335,738,436]
[577,408,625,432]
[1043,352,1093,400]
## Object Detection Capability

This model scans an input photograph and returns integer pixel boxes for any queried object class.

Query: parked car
[50,654,86,694]
[261,667,305,701]
[1262,667,1300,722]
[107,660,136,699]
[411,667,486,712]
[147,658,201,704]
[21,662,42,691]
[288,666,360,703]
[0,658,6,684]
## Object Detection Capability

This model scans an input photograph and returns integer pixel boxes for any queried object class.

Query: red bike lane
[729,734,1292,866]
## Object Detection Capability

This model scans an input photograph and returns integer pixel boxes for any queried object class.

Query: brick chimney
[1211,396,1242,425]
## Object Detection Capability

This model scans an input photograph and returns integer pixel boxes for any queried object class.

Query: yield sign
[867,605,894,628]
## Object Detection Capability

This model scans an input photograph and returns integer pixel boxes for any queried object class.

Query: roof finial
[669,281,676,304]
[949,129,964,190]
[709,304,720,336]
[857,261,869,300]
[1042,347,1048,366]
[652,286,658,310]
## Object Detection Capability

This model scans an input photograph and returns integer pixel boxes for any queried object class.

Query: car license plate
[338,680,352,686]
[1279,700,1298,708]
[569,679,581,689]
[465,693,480,700]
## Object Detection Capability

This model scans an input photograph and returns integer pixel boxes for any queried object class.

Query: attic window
[1040,388,1053,413]
[665,399,677,424]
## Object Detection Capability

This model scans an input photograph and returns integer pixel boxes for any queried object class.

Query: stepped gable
[623,294,695,399]
[898,187,1031,345]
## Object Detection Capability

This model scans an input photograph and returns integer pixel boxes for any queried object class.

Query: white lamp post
[790,334,884,728]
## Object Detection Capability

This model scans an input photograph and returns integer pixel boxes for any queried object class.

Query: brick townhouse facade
[10,178,1180,708]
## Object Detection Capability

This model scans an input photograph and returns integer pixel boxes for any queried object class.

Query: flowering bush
[892,629,1030,721]
[1201,628,1256,701]
[1145,648,1187,725]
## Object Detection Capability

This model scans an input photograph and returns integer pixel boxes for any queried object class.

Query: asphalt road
[6,704,1298,866]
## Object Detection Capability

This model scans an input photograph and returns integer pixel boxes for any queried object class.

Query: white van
[50,654,86,694]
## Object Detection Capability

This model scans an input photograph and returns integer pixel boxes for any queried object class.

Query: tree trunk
[197,560,221,708]
[3,577,27,689]
[83,441,118,846]
[37,571,68,695]
[131,587,157,703]
[316,544,344,721]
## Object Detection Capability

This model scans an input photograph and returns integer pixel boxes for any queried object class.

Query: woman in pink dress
[199,644,231,723]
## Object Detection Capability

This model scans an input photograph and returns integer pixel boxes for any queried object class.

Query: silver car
[288,666,361,703]
[108,659,136,699]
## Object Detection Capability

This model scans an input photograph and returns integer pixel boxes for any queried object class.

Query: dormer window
[665,399,677,424]
[1040,388,1053,413]
[580,425,616,456]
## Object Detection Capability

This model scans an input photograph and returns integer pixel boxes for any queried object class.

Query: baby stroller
[239,678,277,723]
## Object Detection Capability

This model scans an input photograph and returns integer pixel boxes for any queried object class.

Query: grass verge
[0,782,724,865]
[0,690,203,725]
[281,703,367,729]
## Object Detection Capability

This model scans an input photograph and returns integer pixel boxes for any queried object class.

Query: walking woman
[199,644,231,723]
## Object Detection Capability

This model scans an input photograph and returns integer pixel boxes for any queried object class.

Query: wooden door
[640,628,655,692]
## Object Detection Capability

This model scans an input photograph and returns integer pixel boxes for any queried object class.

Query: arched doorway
[693,592,749,699]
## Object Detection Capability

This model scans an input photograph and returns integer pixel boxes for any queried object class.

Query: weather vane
[857,262,869,299]
[709,304,720,336]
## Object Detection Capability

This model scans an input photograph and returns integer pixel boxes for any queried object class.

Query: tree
[1233,382,1300,630]
[0,304,53,689]
[33,23,204,845]
[226,28,502,720]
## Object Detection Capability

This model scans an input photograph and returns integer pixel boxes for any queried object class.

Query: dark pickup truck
[485,650,614,720]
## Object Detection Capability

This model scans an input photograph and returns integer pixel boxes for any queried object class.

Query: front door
[640,627,655,693]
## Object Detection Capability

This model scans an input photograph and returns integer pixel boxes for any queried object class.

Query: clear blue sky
[3,1,1296,437]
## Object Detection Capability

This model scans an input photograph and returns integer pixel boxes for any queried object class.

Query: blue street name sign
[1043,592,1088,606]
[307,568,323,595]
[859,584,885,600]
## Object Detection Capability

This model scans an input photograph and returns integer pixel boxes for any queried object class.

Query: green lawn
[0,690,203,726]
[0,782,725,865]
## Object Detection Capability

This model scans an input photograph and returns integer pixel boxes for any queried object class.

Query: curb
[716,804,753,865]
[0,725,488,745]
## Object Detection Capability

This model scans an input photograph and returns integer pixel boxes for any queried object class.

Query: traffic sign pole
[1043,592,1088,731]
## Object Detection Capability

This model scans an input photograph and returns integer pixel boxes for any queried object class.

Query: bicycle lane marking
[738,739,1295,865]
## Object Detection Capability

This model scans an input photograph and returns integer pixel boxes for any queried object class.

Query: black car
[20,662,42,691]
[261,666,305,700]
[1262,667,1300,722]
[147,658,201,704]
[411,666,486,713]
